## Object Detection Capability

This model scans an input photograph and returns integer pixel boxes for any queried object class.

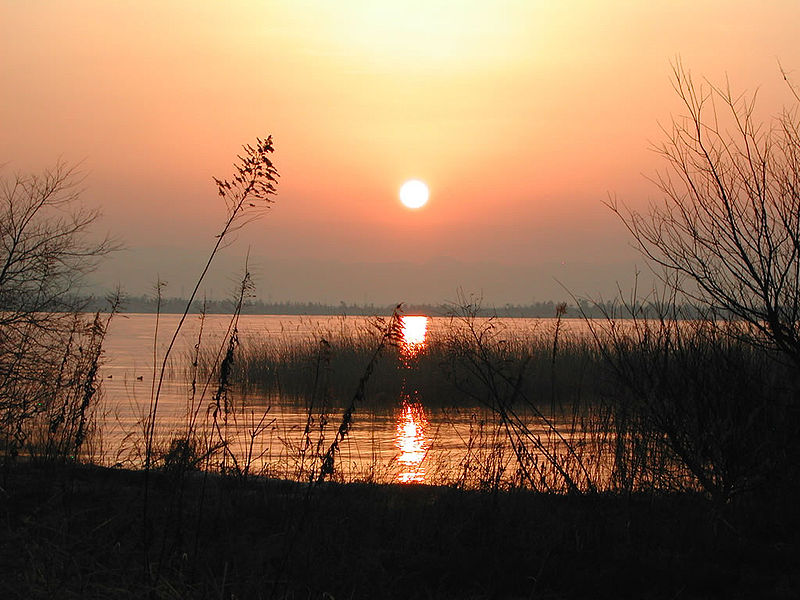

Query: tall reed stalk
[140,137,278,580]
[144,137,278,472]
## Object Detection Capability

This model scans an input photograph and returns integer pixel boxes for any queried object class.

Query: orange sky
[2,1,800,303]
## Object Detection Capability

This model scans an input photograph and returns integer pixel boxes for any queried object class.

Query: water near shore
[98,313,587,484]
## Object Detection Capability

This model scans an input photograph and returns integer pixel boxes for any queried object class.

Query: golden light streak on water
[400,315,428,359]
[395,399,429,483]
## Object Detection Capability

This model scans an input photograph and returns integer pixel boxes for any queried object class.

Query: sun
[399,180,429,209]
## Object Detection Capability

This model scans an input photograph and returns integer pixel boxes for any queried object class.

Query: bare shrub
[0,163,118,462]
[585,296,792,503]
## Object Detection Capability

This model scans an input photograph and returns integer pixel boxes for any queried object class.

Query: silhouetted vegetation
[0,163,119,465]
[3,461,798,599]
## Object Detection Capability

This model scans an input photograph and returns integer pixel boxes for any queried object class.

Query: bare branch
[618,62,800,362]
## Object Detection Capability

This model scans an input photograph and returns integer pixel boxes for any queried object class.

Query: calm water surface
[100,313,587,484]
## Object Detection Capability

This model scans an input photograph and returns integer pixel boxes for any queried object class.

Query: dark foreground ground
[1,462,798,599]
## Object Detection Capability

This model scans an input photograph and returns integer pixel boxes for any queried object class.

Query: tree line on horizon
[82,294,711,319]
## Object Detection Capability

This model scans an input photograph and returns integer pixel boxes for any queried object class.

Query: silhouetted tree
[0,162,118,458]
[0,163,116,328]
[612,62,800,364]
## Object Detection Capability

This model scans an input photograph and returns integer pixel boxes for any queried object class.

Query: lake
[99,313,595,486]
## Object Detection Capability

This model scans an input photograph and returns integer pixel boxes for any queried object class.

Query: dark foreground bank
[1,462,798,599]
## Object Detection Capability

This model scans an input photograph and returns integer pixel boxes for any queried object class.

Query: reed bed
[179,310,798,502]
[195,316,604,410]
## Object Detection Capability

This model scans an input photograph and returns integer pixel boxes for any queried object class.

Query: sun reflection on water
[394,316,431,482]
[395,399,430,483]
[400,315,428,359]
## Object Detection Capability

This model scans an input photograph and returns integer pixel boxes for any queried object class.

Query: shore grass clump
[590,311,800,504]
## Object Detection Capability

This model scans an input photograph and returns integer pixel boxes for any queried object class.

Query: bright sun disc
[399,179,429,209]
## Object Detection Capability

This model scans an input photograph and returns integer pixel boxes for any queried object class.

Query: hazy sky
[3,1,800,305]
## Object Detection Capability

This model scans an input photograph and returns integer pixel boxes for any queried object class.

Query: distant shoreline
[85,295,579,317]
[81,295,710,319]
